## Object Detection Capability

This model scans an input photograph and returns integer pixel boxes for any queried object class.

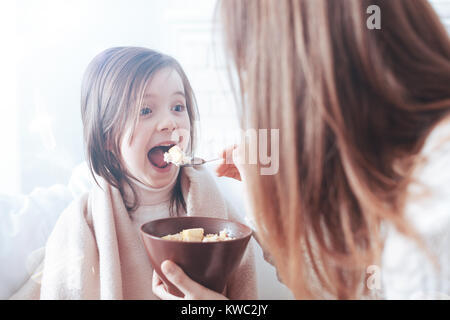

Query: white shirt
[381,119,450,299]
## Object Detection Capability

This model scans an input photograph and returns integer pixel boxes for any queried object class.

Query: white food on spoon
[163,145,191,166]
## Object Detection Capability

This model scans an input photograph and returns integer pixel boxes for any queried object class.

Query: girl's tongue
[148,146,169,168]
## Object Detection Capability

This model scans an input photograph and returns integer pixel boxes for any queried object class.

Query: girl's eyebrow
[143,91,185,99]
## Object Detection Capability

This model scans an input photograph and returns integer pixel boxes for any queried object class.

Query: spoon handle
[182,157,221,167]
[202,157,221,164]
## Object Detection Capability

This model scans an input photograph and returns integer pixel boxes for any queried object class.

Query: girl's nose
[156,116,178,132]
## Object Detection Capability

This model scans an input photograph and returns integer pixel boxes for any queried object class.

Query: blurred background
[0,0,449,299]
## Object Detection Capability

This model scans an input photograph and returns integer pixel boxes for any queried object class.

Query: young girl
[11,47,257,299]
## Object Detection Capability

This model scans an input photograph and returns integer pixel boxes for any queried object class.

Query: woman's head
[219,0,450,298]
[81,47,198,211]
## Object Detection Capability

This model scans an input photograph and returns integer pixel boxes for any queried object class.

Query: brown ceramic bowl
[140,216,253,297]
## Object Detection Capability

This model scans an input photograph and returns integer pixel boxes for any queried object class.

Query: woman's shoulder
[381,118,450,299]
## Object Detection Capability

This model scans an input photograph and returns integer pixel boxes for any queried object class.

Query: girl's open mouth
[147,144,176,169]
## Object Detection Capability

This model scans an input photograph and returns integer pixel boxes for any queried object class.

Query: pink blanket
[11,166,257,299]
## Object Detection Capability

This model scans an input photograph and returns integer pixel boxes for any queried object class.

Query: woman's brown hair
[219,0,450,298]
[81,47,199,214]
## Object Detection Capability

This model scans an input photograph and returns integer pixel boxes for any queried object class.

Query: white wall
[0,1,19,195]
[430,0,450,31]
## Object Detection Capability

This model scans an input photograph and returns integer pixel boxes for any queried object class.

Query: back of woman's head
[219,0,450,299]
[81,47,198,213]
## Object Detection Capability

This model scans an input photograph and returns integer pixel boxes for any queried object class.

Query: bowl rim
[140,216,253,244]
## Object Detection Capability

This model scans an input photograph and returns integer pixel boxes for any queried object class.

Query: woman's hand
[152,260,229,300]
[215,144,242,181]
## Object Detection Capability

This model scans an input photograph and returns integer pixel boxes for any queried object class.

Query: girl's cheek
[182,118,191,148]
[169,115,190,149]
[172,128,190,151]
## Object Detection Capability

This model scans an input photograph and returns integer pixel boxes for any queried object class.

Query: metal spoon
[180,157,221,167]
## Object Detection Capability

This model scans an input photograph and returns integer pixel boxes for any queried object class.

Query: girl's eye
[140,107,152,116]
[172,104,185,112]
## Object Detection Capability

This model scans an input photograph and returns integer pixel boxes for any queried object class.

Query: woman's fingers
[215,144,242,181]
[215,163,242,181]
[160,260,203,299]
[160,260,228,300]
[152,269,184,300]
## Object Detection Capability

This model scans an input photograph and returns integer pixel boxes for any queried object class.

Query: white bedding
[0,163,90,299]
